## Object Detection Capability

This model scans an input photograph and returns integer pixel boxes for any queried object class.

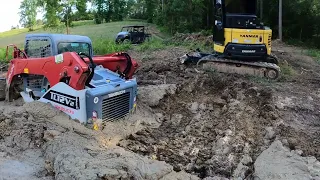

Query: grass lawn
[0,20,153,61]
[0,20,149,48]
[0,19,203,61]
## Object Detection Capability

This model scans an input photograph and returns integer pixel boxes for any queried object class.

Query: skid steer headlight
[133,96,137,108]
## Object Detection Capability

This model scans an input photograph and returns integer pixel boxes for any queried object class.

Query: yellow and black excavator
[179,0,280,79]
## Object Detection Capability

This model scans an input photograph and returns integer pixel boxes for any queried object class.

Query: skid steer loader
[0,34,139,130]
[179,0,280,79]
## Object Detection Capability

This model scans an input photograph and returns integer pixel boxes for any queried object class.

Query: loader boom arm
[6,52,90,90]
[87,52,139,79]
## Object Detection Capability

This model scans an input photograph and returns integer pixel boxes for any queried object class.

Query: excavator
[0,34,139,130]
[179,0,280,79]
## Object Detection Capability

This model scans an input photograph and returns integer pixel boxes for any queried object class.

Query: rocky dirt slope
[120,39,320,179]
[0,101,199,180]
[0,37,319,180]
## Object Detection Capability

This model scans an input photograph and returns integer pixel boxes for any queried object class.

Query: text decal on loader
[43,90,80,109]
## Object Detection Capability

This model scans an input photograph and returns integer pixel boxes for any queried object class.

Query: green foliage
[110,0,127,21]
[92,39,131,55]
[307,49,320,63]
[0,20,145,48]
[150,0,210,34]
[60,0,77,28]
[93,0,128,23]
[20,0,93,30]
[71,20,95,27]
[0,20,145,60]
[42,0,61,28]
[135,39,168,52]
[19,0,37,31]
[93,0,106,24]
[0,48,15,63]
[261,0,320,46]
[280,63,295,75]
[76,0,88,20]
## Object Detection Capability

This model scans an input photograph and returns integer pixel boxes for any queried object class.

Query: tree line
[19,0,320,47]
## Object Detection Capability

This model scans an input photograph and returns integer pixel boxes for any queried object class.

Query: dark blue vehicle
[115,25,151,44]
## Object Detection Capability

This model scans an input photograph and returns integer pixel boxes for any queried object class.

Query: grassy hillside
[0,20,152,61]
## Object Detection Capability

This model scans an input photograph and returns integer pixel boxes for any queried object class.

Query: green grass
[307,49,320,63]
[71,20,95,27]
[0,26,43,38]
[0,20,153,61]
[135,38,169,52]
[92,38,131,55]
[285,38,320,64]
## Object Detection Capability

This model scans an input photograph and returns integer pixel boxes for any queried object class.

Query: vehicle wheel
[122,39,131,44]
[265,68,279,80]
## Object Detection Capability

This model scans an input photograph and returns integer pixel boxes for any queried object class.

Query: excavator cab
[213,0,275,63]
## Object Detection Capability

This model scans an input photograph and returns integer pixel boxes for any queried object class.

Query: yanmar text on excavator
[180,0,280,80]
[0,34,139,129]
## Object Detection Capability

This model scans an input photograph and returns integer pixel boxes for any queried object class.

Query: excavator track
[179,52,281,80]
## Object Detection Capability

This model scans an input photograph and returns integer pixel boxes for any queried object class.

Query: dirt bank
[0,101,199,179]
[119,73,279,178]
[120,40,320,179]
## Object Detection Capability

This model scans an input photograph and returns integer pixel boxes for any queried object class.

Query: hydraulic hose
[120,52,133,79]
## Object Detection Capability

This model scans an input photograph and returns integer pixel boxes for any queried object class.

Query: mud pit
[0,39,320,180]
[121,41,320,179]
[120,76,278,178]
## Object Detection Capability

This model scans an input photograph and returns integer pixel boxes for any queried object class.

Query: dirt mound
[0,100,200,180]
[0,103,53,179]
[254,140,320,180]
[44,131,198,180]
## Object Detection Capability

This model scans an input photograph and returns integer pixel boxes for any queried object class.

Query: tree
[60,0,77,34]
[76,0,88,20]
[19,0,37,31]
[109,0,127,21]
[93,0,106,24]
[125,0,136,17]
[38,0,61,28]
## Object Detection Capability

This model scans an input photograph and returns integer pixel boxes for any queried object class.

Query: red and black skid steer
[0,34,139,130]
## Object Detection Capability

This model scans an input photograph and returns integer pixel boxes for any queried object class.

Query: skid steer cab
[3,34,138,130]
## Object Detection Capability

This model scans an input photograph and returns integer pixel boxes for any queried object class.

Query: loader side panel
[38,82,88,123]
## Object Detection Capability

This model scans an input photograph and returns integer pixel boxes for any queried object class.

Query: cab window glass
[58,42,90,55]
